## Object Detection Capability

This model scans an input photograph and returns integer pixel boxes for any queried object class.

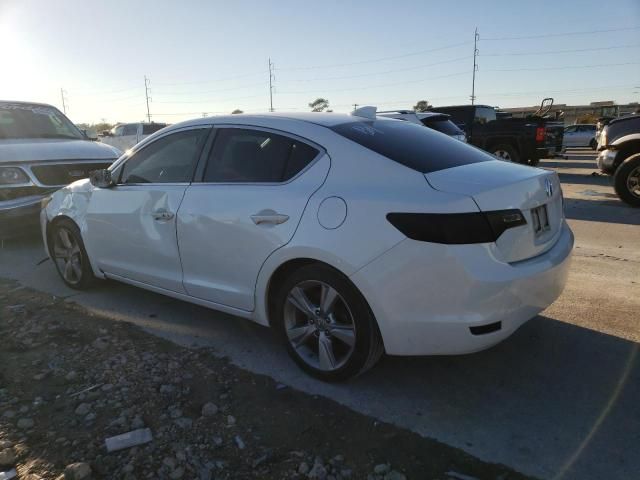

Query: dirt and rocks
[0,279,532,480]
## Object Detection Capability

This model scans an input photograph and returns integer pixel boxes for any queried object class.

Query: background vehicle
[562,124,597,149]
[377,110,466,141]
[0,101,120,238]
[596,114,640,206]
[42,109,572,381]
[595,116,614,148]
[431,99,564,166]
[99,122,168,152]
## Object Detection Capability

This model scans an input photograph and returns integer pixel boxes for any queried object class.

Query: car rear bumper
[350,221,574,356]
[0,195,44,238]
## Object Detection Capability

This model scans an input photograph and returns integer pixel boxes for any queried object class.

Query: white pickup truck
[99,122,167,153]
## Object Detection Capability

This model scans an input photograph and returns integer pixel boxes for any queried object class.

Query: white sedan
[41,108,573,381]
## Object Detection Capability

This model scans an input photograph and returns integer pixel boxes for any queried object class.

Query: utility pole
[60,88,68,114]
[471,27,479,105]
[144,75,152,122]
[353,103,358,111]
[268,58,275,112]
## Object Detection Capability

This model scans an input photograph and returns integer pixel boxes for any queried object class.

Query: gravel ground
[0,279,532,480]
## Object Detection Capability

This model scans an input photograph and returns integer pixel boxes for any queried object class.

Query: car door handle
[151,209,175,221]
[251,210,289,225]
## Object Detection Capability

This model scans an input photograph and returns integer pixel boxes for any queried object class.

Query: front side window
[120,128,209,184]
[122,124,138,136]
[142,123,167,135]
[421,118,464,135]
[203,128,318,183]
[565,126,577,133]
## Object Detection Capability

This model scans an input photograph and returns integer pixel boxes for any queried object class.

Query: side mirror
[90,169,115,188]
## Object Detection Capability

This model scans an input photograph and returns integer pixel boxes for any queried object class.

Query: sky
[1,0,639,124]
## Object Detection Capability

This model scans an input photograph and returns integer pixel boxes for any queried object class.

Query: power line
[154,93,264,104]
[481,25,640,41]
[153,82,266,96]
[276,40,472,71]
[482,43,640,57]
[484,61,640,72]
[153,70,267,87]
[279,70,469,96]
[282,56,470,83]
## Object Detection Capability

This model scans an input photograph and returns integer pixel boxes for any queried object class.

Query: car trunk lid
[425,160,563,262]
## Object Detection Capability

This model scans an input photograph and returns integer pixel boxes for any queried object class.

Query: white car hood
[0,138,120,164]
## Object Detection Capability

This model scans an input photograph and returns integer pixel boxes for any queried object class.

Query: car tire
[527,157,540,167]
[49,219,96,290]
[273,263,384,382]
[590,138,597,150]
[492,144,520,163]
[613,153,640,207]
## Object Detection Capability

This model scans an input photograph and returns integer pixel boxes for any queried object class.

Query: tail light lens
[535,127,546,143]
[386,209,526,244]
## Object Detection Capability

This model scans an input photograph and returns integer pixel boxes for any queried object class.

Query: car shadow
[366,315,640,480]
[563,196,640,225]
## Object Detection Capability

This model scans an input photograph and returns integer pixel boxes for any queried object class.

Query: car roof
[173,112,382,129]
[608,114,640,126]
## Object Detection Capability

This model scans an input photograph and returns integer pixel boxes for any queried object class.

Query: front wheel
[273,264,384,381]
[614,153,640,207]
[492,144,520,163]
[49,219,96,289]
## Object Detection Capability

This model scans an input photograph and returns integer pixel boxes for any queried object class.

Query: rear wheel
[614,153,640,207]
[49,219,96,289]
[492,144,520,163]
[273,264,383,381]
[590,138,598,150]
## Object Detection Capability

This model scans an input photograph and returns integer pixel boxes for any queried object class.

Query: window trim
[192,124,326,186]
[114,125,213,187]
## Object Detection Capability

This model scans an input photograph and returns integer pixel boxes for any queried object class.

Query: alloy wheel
[283,280,356,372]
[626,166,640,199]
[52,227,83,285]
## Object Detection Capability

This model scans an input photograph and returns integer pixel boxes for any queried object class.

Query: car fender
[611,133,640,146]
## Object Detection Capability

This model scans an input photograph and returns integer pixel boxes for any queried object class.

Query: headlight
[600,127,608,147]
[0,167,31,185]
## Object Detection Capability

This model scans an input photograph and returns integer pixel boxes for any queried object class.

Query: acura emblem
[544,178,553,197]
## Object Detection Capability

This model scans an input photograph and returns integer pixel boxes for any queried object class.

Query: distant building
[500,101,639,124]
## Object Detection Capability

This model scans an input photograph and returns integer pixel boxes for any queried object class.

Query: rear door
[177,126,330,311]
[563,126,578,147]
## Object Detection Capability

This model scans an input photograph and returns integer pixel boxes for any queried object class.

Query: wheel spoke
[320,284,338,314]
[329,324,355,347]
[71,262,82,280]
[287,287,316,317]
[318,332,337,370]
[58,229,73,249]
[53,246,68,258]
[63,260,75,281]
[286,324,315,347]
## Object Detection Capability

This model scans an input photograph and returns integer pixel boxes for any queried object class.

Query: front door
[178,126,330,311]
[84,127,210,292]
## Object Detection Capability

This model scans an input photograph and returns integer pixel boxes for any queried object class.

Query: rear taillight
[535,127,546,143]
[386,209,526,245]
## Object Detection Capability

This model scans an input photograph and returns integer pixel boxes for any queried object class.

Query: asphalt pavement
[1,148,639,480]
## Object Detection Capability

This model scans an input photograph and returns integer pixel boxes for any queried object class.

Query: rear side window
[203,128,318,183]
[330,119,492,173]
[421,118,463,135]
[143,123,167,135]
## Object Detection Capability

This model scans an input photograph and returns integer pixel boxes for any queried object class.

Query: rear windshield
[421,118,463,135]
[329,119,492,173]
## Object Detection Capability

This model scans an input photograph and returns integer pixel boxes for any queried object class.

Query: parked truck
[99,122,168,153]
[430,99,564,166]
